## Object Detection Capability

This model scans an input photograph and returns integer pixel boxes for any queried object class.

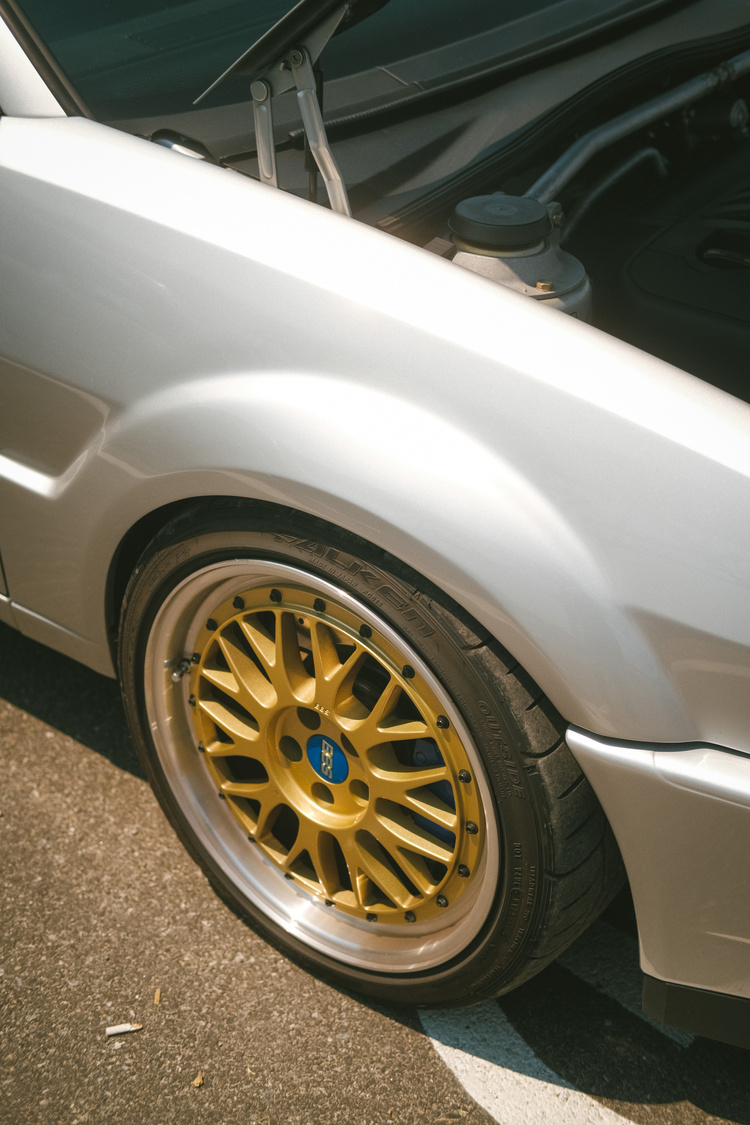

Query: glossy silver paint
[1,115,749,751]
[568,729,750,999]
[0,15,63,116]
[1,9,750,1010]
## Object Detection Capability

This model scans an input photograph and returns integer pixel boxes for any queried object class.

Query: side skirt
[643,975,750,1050]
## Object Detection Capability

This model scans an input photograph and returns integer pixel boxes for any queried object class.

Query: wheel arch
[34,356,695,743]
[105,494,501,672]
[105,498,190,671]
[116,503,625,1002]
[100,474,690,749]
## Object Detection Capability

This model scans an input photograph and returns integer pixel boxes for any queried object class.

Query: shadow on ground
[2,625,747,1125]
[411,894,749,1125]
[0,621,142,777]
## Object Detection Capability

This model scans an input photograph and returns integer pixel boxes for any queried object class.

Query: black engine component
[571,144,750,402]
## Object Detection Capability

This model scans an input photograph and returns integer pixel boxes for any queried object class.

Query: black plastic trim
[449,193,552,248]
[643,975,750,1050]
[312,0,689,145]
[0,1,92,117]
[378,23,750,241]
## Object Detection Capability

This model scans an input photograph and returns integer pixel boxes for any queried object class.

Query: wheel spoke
[353,833,414,910]
[252,799,280,841]
[392,847,438,897]
[204,740,259,758]
[368,678,402,727]
[238,615,276,676]
[374,775,457,831]
[342,681,429,753]
[377,719,431,742]
[285,822,340,897]
[352,871,374,911]
[370,765,449,788]
[332,835,359,901]
[218,632,277,711]
[401,787,458,831]
[238,610,315,704]
[373,804,455,865]
[310,624,363,710]
[197,698,260,745]
[219,778,272,799]
[274,612,315,703]
[199,663,239,698]
[309,621,344,680]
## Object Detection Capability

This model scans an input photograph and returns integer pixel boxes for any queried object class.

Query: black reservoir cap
[450,193,552,249]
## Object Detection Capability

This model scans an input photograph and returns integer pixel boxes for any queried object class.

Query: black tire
[119,501,623,1006]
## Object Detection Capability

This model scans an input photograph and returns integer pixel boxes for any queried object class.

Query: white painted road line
[420,1001,630,1125]
[557,920,694,1048]
[420,921,694,1123]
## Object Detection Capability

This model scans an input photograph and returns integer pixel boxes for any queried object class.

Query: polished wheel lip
[143,557,500,974]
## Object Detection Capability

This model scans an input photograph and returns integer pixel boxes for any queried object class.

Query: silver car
[1,0,749,1049]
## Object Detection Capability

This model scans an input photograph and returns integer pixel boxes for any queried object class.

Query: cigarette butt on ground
[192,1072,204,1088]
[105,1023,143,1037]
[154,988,161,1006]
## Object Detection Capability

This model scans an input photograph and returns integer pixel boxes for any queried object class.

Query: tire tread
[119,500,625,1008]
[442,620,624,993]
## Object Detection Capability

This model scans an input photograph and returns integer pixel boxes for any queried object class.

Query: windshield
[16,0,588,118]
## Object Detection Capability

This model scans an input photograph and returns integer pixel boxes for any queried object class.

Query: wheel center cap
[307,734,349,784]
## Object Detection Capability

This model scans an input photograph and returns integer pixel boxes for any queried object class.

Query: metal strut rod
[251,45,351,216]
[196,2,352,216]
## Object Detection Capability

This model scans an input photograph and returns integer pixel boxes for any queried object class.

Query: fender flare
[88,371,693,741]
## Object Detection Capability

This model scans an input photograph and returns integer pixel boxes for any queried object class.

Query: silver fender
[0,117,749,750]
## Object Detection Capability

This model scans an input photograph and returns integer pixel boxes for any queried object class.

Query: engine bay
[566,138,750,403]
[394,47,750,407]
[111,0,750,406]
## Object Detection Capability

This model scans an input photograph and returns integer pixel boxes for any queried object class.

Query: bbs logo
[320,739,335,780]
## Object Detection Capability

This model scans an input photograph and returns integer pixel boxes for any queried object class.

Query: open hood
[196,0,392,103]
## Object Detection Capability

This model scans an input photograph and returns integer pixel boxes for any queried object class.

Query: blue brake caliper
[410,739,456,847]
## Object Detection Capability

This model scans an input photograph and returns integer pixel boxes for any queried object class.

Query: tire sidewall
[119,507,553,1005]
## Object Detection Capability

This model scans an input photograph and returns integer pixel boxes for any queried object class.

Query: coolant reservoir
[449,194,592,321]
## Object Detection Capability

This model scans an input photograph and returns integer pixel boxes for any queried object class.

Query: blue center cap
[307,734,349,785]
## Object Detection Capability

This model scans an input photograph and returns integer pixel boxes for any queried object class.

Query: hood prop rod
[199,3,351,216]
[252,39,351,216]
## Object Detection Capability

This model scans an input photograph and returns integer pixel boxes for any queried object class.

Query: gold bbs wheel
[120,508,621,1005]
[188,582,485,926]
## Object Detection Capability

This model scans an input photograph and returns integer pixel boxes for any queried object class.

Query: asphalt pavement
[1,621,747,1125]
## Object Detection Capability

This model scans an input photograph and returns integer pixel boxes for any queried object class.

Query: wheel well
[106,495,504,672]
[115,499,626,1002]
[105,498,194,670]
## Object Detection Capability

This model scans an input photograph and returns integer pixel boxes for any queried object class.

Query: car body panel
[3,1,750,1033]
[0,13,63,116]
[1,115,749,753]
[568,728,750,1000]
